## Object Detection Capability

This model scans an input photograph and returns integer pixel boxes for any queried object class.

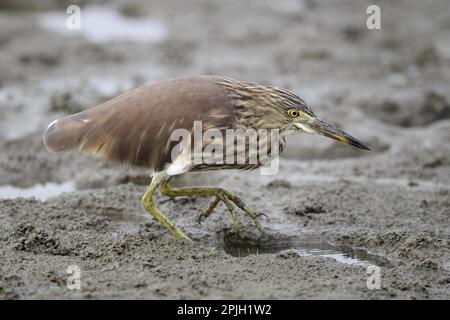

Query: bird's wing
[43,75,234,171]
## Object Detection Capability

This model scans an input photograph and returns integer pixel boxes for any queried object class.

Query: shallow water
[38,5,167,43]
[224,241,393,267]
[0,181,76,201]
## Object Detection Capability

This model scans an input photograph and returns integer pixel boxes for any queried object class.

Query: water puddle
[38,5,167,43]
[0,181,76,201]
[224,240,393,267]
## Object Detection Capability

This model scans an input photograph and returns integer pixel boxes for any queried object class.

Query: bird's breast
[187,130,286,172]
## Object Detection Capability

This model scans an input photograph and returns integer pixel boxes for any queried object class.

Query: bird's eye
[288,109,300,118]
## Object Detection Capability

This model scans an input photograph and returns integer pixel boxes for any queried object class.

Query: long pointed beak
[299,118,370,150]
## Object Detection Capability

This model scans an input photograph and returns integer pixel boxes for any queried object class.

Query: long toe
[198,196,221,224]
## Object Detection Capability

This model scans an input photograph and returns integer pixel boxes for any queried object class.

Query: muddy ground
[0,0,449,299]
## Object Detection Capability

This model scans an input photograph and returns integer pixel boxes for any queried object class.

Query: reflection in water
[0,181,76,201]
[224,241,393,267]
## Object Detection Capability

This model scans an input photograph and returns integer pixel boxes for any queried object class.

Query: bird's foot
[159,180,264,233]
[198,194,242,230]
[198,189,264,233]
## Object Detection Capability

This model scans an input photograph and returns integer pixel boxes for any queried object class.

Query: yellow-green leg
[159,180,263,231]
[140,174,191,240]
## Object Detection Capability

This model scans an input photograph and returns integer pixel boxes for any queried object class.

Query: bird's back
[43,75,234,171]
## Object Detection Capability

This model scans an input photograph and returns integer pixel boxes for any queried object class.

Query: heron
[43,75,369,240]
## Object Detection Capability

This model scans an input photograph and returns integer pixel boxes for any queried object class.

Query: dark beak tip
[350,139,371,151]
[343,134,370,151]
[311,120,370,151]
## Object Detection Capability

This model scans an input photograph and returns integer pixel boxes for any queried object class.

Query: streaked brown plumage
[44,75,369,240]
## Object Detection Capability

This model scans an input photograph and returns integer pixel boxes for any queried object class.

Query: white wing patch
[166,145,193,176]
[166,163,191,176]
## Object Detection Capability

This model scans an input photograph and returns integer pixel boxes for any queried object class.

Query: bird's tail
[43,113,89,152]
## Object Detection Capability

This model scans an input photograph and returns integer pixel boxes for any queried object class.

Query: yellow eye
[288,109,300,118]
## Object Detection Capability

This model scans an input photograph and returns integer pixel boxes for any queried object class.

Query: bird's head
[224,78,370,151]
[272,88,370,150]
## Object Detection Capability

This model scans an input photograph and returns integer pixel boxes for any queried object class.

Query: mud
[0,0,449,299]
